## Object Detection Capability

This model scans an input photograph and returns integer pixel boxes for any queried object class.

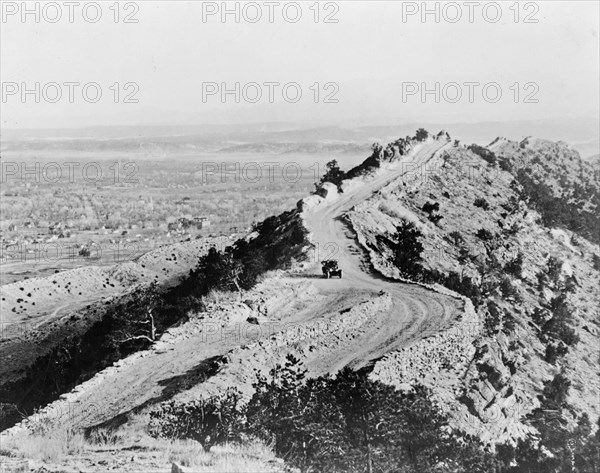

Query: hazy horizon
[2,1,598,130]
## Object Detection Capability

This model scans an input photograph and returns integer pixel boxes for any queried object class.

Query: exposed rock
[171,462,188,473]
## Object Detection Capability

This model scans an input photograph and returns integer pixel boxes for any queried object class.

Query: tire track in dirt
[300,139,465,369]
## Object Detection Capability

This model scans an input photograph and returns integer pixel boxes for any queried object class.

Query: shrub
[545,343,568,365]
[541,294,580,347]
[414,128,429,141]
[592,254,600,271]
[504,252,524,278]
[546,256,563,287]
[476,228,495,241]
[422,202,443,224]
[148,358,600,473]
[499,276,520,301]
[484,301,502,335]
[447,230,464,246]
[473,197,490,210]
[245,359,498,473]
[468,144,498,165]
[531,306,550,326]
[422,201,439,214]
[149,388,245,451]
[317,160,345,189]
[388,221,425,278]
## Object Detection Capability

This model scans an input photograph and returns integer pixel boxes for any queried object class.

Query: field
[0,151,367,285]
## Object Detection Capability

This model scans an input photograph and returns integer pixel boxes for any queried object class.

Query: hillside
[346,136,599,444]
[1,130,598,473]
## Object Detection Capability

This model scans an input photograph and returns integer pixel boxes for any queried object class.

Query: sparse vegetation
[383,221,483,305]
[500,373,600,473]
[152,356,500,473]
[514,167,600,244]
[150,357,600,473]
[0,210,308,431]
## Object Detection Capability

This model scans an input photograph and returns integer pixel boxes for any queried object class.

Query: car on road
[322,259,342,279]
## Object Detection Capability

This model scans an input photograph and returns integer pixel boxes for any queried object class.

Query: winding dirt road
[2,139,465,434]
[302,139,463,371]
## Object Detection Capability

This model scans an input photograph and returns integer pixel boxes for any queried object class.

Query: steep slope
[346,137,600,444]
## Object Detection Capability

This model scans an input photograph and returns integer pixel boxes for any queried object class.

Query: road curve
[1,140,464,435]
[302,139,464,368]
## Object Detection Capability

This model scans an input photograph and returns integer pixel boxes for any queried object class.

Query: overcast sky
[2,0,599,129]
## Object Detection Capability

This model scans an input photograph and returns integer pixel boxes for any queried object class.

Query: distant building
[193,216,211,229]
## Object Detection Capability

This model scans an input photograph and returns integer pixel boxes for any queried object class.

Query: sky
[1,0,599,129]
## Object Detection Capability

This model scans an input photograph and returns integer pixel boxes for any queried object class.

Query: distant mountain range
[2,119,598,161]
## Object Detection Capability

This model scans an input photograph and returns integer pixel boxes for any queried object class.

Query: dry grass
[203,288,237,305]
[3,418,283,473]
[155,439,281,472]
[2,425,85,463]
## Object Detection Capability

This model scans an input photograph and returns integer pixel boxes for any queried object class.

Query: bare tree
[119,284,159,345]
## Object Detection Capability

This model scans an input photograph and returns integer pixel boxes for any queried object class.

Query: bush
[546,256,563,288]
[484,301,502,335]
[387,221,425,278]
[177,210,308,298]
[473,198,490,210]
[443,272,482,305]
[148,359,600,473]
[422,202,443,224]
[468,144,497,165]
[149,388,245,451]
[422,201,439,214]
[447,230,465,246]
[318,160,345,189]
[245,359,498,473]
[504,252,524,278]
[499,276,521,301]
[541,294,580,347]
[414,128,429,141]
[476,228,495,241]
[592,254,600,271]
[545,343,568,365]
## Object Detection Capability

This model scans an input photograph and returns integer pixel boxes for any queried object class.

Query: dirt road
[302,139,463,370]
[2,139,465,434]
